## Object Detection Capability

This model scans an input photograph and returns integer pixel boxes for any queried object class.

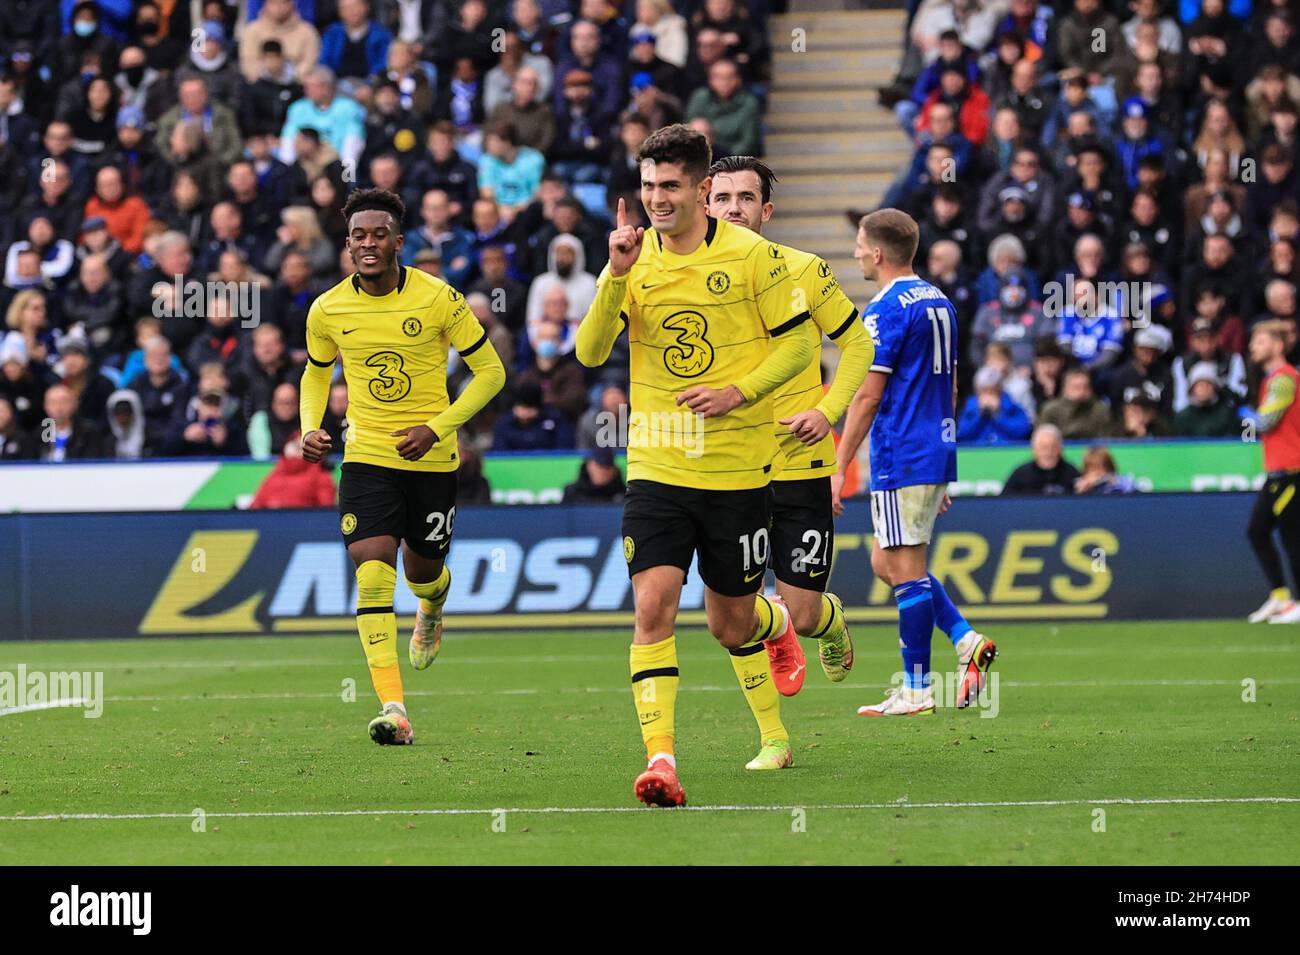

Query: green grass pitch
[0,620,1296,865]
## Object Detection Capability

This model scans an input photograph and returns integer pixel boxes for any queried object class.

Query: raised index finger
[616,196,627,231]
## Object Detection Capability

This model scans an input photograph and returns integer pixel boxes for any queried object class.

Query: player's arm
[576,266,631,368]
[676,316,813,418]
[299,301,338,463]
[782,280,874,445]
[832,302,899,514]
[1256,373,1296,433]
[832,371,888,515]
[677,243,814,417]
[837,371,887,472]
[577,197,641,368]
[397,296,507,461]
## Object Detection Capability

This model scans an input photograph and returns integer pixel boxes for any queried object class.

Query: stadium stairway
[763,5,912,306]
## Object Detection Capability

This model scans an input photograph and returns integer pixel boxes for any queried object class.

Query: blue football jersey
[862,275,959,491]
[1057,308,1125,367]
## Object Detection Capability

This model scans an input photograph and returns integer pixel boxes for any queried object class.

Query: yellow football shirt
[614,216,807,491]
[304,266,490,472]
[772,245,866,481]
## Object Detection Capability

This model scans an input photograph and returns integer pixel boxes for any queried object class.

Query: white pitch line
[4,644,1294,673]
[0,698,86,717]
[0,677,1283,711]
[74,677,1299,705]
[1,796,1297,823]
[0,655,623,670]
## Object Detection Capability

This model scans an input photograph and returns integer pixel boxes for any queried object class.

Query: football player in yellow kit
[576,125,815,805]
[707,156,872,688]
[298,188,505,745]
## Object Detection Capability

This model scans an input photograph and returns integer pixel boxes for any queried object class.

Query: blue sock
[893,578,935,689]
[928,574,973,646]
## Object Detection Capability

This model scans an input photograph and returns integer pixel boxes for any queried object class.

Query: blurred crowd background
[0,0,1295,504]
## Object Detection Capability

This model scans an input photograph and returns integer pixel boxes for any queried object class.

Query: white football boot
[1249,595,1296,623]
[408,603,444,670]
[1267,602,1300,624]
[858,684,935,717]
[953,630,998,708]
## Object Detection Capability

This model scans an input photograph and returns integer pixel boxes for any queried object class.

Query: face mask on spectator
[74,19,97,37]
[536,340,559,360]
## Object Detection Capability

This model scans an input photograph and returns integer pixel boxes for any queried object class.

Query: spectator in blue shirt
[1114,97,1165,190]
[1178,0,1251,26]
[959,365,1034,445]
[319,0,392,82]
[1056,277,1126,371]
[476,120,546,218]
[553,18,624,119]
[402,188,476,288]
[127,335,191,455]
[896,29,981,136]
[280,66,366,170]
[975,233,1042,307]
[492,380,575,450]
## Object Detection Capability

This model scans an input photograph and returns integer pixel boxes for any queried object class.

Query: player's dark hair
[708,155,779,204]
[636,123,712,185]
[859,208,920,267]
[341,187,406,231]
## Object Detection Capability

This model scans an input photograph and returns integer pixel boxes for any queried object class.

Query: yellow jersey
[771,245,869,481]
[304,266,491,472]
[613,215,807,491]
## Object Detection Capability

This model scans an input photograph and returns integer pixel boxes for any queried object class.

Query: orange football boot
[633,758,687,807]
[764,596,807,697]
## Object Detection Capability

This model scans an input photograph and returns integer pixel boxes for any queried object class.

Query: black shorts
[769,476,834,592]
[622,479,771,597]
[338,462,458,559]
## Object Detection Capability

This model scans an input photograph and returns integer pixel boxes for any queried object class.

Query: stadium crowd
[877,0,1300,458]
[0,0,1295,502]
[0,0,774,500]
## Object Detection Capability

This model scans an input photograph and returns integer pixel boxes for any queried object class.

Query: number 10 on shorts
[739,528,769,572]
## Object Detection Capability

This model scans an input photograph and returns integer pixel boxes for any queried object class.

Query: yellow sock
[356,560,402,706]
[407,565,451,615]
[752,592,786,642]
[630,637,678,761]
[807,592,845,641]
[729,636,787,744]
[1272,587,1292,603]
